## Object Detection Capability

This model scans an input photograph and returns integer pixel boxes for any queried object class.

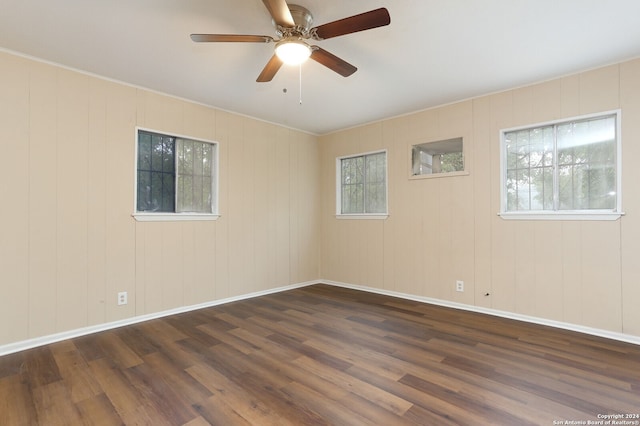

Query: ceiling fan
[191,0,391,82]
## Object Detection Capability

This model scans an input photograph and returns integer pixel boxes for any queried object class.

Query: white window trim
[499,110,623,221]
[336,149,389,219]
[133,213,220,222]
[133,127,220,222]
[408,137,468,180]
[409,170,469,181]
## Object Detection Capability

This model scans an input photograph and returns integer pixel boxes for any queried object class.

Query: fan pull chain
[299,64,303,105]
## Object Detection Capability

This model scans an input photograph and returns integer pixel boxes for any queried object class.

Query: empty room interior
[1,0,640,424]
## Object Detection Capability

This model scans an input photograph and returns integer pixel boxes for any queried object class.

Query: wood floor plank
[74,393,123,426]
[31,380,84,426]
[0,374,38,425]
[1,284,639,425]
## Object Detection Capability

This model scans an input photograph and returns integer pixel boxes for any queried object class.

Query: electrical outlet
[117,291,128,306]
[456,280,464,292]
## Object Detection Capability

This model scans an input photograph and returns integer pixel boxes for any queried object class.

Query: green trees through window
[339,151,387,215]
[137,129,217,214]
[503,114,617,213]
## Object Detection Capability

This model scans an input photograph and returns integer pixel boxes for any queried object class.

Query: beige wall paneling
[104,83,136,322]
[137,223,162,314]
[579,64,620,114]
[318,132,342,282]
[264,124,279,290]
[620,58,640,336]
[295,132,320,283]
[381,119,400,292]
[560,222,583,325]
[214,111,230,300]
[137,91,185,136]
[319,132,345,284]
[0,51,325,349]
[389,117,424,297]
[560,74,581,118]
[0,53,30,345]
[182,221,216,306]
[226,114,250,297]
[274,126,292,288]
[86,78,108,326]
[183,102,216,142]
[513,220,536,316]
[580,222,622,332]
[533,221,564,322]
[247,119,272,292]
[56,69,89,333]
[488,91,517,313]
[28,61,59,338]
[161,223,185,311]
[472,97,492,308]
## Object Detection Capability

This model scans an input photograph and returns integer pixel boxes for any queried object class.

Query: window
[411,137,465,177]
[134,129,218,221]
[336,150,388,218]
[500,111,622,220]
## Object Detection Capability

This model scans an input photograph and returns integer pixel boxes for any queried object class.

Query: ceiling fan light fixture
[275,38,311,65]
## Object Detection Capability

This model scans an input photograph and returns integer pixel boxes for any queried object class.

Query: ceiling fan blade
[312,8,390,40]
[310,47,357,77]
[262,0,295,28]
[191,34,274,43]
[257,55,284,82]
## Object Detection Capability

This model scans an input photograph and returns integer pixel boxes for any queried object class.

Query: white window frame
[133,127,220,222]
[336,149,389,220]
[409,136,469,180]
[499,110,623,221]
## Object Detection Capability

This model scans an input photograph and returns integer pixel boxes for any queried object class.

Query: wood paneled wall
[0,51,320,346]
[319,59,640,338]
[2,48,639,348]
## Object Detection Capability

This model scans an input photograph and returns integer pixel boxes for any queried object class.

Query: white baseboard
[322,279,640,346]
[0,280,321,356]
[3,278,638,356]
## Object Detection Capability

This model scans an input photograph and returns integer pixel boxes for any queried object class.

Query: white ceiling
[1,0,640,135]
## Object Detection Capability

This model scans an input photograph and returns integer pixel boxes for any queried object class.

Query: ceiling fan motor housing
[275,4,313,38]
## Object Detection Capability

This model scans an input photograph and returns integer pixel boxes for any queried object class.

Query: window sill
[498,211,624,221]
[409,170,469,180]
[133,213,220,222]
[335,214,388,220]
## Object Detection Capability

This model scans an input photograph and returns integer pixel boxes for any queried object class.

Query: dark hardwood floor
[1,284,639,425]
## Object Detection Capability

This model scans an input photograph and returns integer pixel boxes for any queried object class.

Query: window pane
[150,172,164,211]
[162,137,175,173]
[137,130,176,212]
[557,116,616,211]
[176,139,214,213]
[364,153,386,213]
[340,152,386,215]
[504,114,617,213]
[151,134,164,172]
[506,170,518,211]
[162,174,175,212]
[516,169,531,210]
[203,143,213,176]
[137,171,151,211]
[138,133,152,170]
[558,165,574,209]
